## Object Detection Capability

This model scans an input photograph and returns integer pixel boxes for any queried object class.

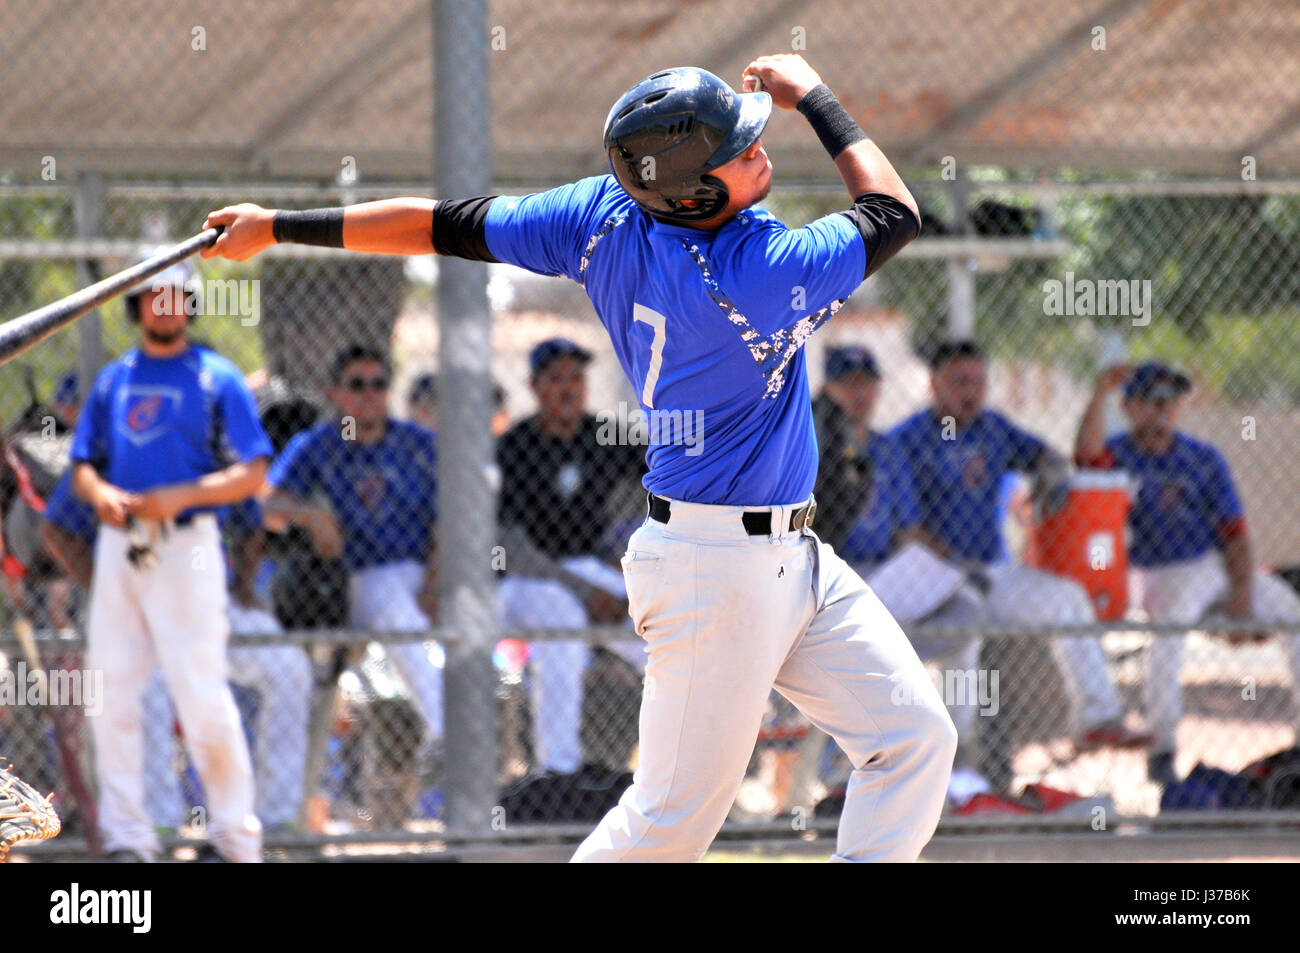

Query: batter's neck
[139,335,190,359]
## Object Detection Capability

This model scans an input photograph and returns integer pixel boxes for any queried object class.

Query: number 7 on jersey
[633,303,667,408]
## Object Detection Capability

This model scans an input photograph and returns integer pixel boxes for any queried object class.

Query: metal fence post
[73,173,104,398]
[946,170,975,341]
[434,0,499,838]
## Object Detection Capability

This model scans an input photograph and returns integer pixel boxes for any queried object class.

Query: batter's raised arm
[743,54,918,219]
[202,197,440,261]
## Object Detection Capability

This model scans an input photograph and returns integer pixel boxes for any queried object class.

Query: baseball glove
[0,758,61,861]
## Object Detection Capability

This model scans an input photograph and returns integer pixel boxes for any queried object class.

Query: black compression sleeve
[840,193,922,279]
[796,84,867,159]
[431,196,500,262]
[272,208,344,247]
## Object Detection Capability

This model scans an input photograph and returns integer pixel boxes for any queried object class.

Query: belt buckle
[797,498,817,531]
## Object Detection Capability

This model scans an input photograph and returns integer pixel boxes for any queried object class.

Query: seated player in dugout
[495,337,647,778]
[261,345,445,751]
[890,340,1148,751]
[812,345,990,806]
[1075,361,1300,787]
[204,53,960,863]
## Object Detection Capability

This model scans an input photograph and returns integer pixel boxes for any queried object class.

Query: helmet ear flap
[653,174,729,223]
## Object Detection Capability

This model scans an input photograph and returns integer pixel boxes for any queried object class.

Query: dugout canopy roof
[1,0,1297,184]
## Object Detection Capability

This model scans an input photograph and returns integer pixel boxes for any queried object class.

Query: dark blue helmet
[603,67,772,224]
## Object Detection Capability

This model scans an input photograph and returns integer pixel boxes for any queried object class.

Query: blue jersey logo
[961,451,989,489]
[353,471,387,512]
[119,387,182,446]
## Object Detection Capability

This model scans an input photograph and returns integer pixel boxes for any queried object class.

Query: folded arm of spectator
[229,524,266,610]
[498,522,628,624]
[1029,447,1072,518]
[498,522,599,603]
[261,488,344,560]
[1219,527,1263,642]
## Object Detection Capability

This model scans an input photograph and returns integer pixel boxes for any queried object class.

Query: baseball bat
[0,227,223,367]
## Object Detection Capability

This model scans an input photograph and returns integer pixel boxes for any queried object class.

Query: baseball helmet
[122,248,202,323]
[603,67,771,223]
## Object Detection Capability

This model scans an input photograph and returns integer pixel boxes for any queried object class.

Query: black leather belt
[647,492,816,535]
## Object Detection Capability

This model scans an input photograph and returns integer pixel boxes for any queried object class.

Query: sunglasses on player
[343,375,389,393]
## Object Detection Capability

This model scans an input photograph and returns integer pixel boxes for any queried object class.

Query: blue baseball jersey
[43,470,98,543]
[890,409,1047,563]
[484,175,915,506]
[1088,432,1245,567]
[70,346,273,517]
[839,431,922,566]
[267,419,438,571]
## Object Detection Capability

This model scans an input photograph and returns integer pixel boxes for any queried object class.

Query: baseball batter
[70,259,271,863]
[204,54,956,862]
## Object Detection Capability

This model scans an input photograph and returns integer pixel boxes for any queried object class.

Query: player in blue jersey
[69,255,271,862]
[1076,362,1300,785]
[263,345,445,750]
[891,340,1144,752]
[204,54,956,862]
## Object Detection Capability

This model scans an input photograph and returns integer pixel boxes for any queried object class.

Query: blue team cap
[53,370,79,406]
[825,346,881,381]
[530,338,593,377]
[1124,362,1191,401]
[408,373,437,405]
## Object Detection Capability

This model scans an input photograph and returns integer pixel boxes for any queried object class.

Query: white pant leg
[1249,573,1300,736]
[573,517,821,862]
[1134,553,1225,754]
[227,604,311,827]
[350,562,444,740]
[497,555,640,775]
[914,587,986,763]
[140,518,261,863]
[87,526,162,859]
[142,670,186,828]
[776,540,956,862]
[498,574,591,774]
[574,504,951,863]
[985,564,1120,733]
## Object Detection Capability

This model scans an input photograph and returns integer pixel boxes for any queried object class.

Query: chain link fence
[1,1,1299,858]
